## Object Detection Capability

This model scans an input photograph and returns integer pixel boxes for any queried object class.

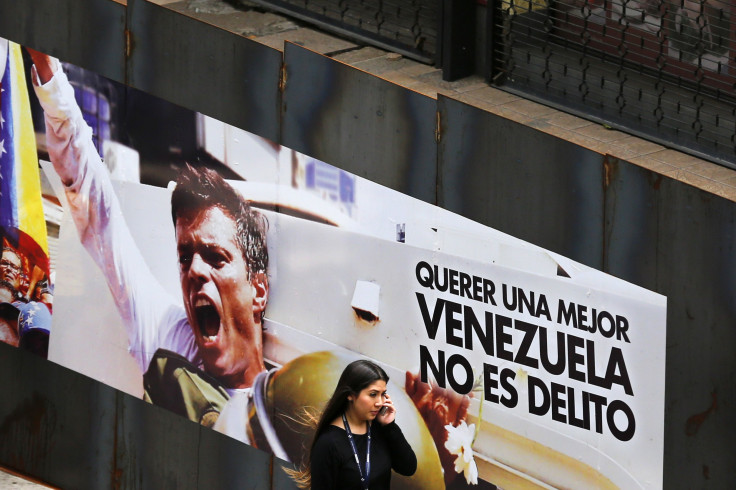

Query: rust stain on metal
[125,28,134,59]
[111,431,120,489]
[111,468,123,489]
[111,394,122,490]
[0,393,57,471]
[602,155,618,271]
[685,390,717,436]
[603,155,618,189]
[279,63,287,93]
[651,173,663,190]
[434,111,441,143]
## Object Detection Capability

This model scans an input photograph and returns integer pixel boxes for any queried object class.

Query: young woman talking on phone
[309,359,417,489]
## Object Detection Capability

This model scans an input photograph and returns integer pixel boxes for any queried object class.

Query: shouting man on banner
[28,50,473,479]
[28,50,269,427]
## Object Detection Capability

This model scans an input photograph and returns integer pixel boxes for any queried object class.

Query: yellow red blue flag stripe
[0,41,48,271]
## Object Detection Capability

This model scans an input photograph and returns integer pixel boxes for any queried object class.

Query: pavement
[0,468,51,489]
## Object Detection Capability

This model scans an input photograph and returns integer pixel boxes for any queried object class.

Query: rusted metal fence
[239,0,736,165]
[246,0,440,63]
[487,0,736,167]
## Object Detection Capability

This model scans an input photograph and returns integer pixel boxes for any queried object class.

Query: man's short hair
[1,247,20,262]
[170,164,268,278]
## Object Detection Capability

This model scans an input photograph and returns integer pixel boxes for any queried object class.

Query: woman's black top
[311,421,417,489]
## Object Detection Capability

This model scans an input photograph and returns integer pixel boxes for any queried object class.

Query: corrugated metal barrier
[1,0,736,488]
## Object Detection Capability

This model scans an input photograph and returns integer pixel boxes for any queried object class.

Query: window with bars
[488,0,736,166]
[246,0,440,62]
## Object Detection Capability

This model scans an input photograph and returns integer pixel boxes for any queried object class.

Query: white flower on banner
[444,420,479,485]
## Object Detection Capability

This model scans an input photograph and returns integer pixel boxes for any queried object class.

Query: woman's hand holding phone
[376,394,396,425]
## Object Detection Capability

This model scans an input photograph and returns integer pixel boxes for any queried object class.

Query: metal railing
[244,0,440,63]
[487,0,736,167]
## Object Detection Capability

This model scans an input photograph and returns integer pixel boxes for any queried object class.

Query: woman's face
[348,380,388,422]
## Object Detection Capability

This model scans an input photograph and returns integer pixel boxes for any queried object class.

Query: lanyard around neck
[342,412,371,490]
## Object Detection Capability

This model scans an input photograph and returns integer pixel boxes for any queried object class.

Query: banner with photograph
[21,47,666,489]
[0,39,51,357]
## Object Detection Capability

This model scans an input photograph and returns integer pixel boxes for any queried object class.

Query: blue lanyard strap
[342,413,371,490]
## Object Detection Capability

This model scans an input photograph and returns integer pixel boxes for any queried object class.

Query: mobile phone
[379,406,388,416]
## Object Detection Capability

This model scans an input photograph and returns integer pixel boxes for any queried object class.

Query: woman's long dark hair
[312,359,390,452]
[288,359,389,488]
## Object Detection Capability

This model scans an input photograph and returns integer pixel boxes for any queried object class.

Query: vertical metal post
[440,0,476,81]
[485,0,505,85]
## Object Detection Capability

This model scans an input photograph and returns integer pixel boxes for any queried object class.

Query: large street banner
[49,175,666,488]
[7,45,667,489]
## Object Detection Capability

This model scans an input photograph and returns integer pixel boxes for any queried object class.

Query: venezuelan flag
[0,40,48,274]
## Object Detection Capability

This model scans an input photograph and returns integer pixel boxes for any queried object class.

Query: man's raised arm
[28,49,191,372]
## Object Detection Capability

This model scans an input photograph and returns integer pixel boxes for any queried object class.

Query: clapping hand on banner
[405,371,473,487]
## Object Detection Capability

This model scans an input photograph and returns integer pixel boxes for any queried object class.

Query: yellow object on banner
[0,40,48,274]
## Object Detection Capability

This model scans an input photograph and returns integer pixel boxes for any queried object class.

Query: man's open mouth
[194,298,220,342]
